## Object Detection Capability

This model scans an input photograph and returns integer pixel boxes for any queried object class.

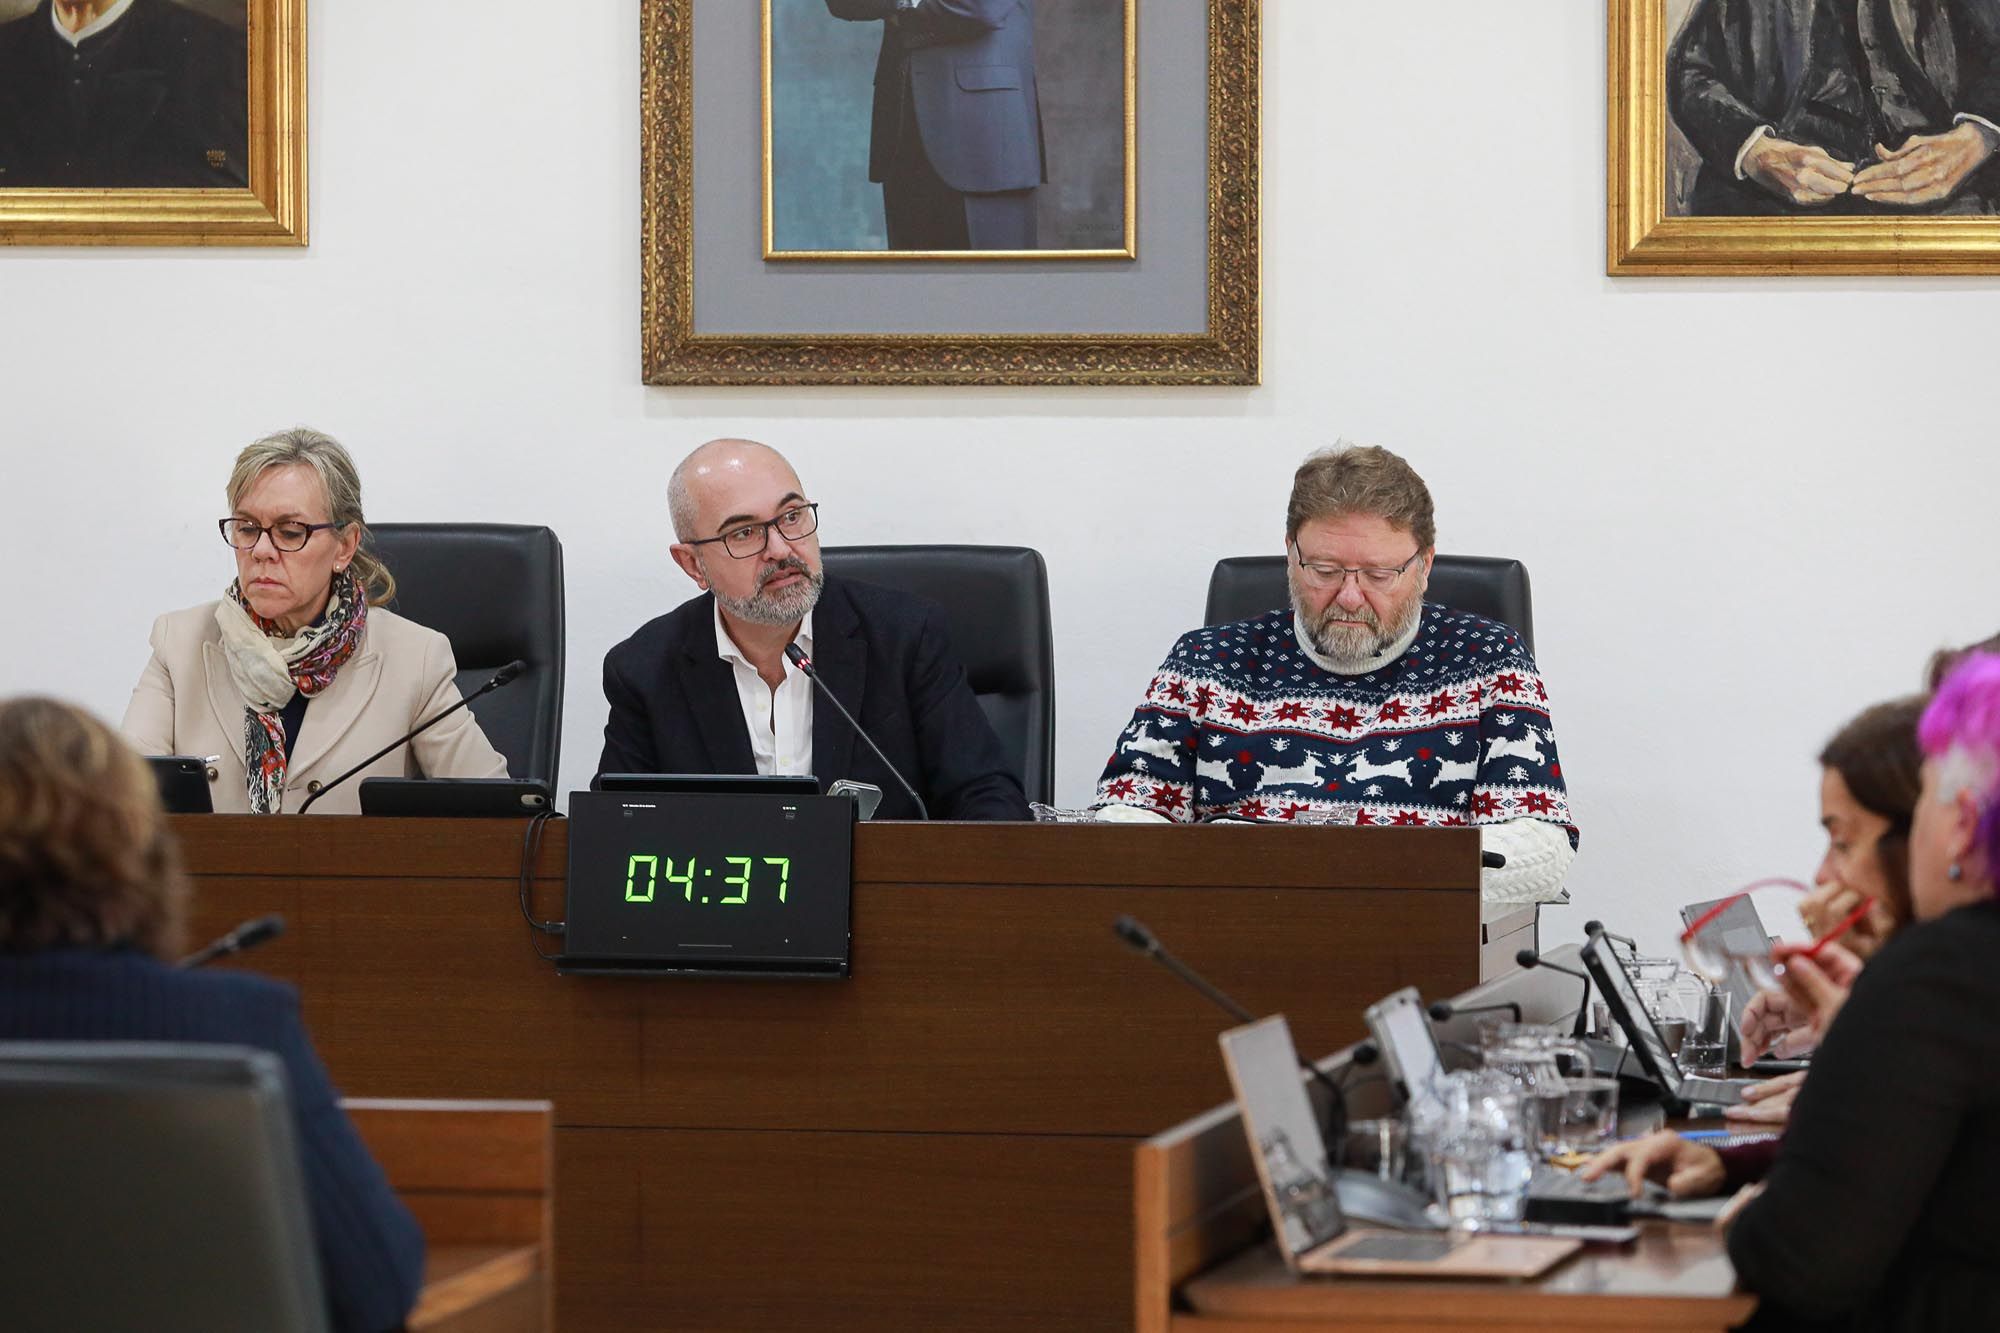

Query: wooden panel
[556,1127,1133,1333]
[346,1100,552,1193]
[169,817,1483,1333]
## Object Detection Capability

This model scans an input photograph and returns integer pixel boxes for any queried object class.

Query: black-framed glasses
[685,503,820,560]
[1291,543,1424,592]
[218,518,340,553]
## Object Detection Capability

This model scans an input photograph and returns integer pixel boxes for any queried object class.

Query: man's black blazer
[0,948,426,1333]
[597,575,1031,821]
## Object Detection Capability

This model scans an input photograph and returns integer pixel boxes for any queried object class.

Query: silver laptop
[1219,1015,1578,1278]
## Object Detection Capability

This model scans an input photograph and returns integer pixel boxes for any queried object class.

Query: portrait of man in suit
[766,0,1129,254]
[1667,0,2000,215]
[0,0,248,190]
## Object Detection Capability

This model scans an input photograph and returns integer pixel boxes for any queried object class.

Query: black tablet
[147,756,214,814]
[357,778,552,817]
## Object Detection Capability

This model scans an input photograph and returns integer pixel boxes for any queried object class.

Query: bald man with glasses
[596,438,1029,821]
[1091,445,1579,906]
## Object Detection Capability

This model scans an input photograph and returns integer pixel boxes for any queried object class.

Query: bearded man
[1091,445,1577,904]
[596,437,1028,821]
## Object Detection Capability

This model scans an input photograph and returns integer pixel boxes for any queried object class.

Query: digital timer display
[621,855,790,905]
[562,791,853,976]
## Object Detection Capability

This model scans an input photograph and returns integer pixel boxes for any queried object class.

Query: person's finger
[1577,1146,1624,1181]
[1796,167,1850,197]
[1625,1151,1654,1198]
[1780,952,1846,1019]
[1802,150,1857,184]
[1817,941,1864,986]
[1666,1163,1712,1198]
[1724,1099,1789,1124]
[1878,137,1922,160]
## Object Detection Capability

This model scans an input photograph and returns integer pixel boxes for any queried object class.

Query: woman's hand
[1773,940,1862,1045]
[1723,1069,1806,1125]
[1577,1130,1725,1199]
[1715,1181,1766,1231]
[1739,987,1815,1061]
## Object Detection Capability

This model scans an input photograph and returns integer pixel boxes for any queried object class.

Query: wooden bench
[344,1098,553,1333]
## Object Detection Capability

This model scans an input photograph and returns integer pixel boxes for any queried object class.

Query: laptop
[1219,1015,1580,1278]
[1678,894,1774,1069]
[1580,931,1757,1116]
[1364,986,1447,1116]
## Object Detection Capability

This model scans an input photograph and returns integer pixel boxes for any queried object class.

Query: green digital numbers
[721,856,753,905]
[622,853,794,907]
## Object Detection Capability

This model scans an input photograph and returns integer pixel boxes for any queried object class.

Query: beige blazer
[121,602,510,815]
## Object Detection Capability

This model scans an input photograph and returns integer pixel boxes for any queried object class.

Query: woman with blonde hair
[122,428,506,813]
[0,696,424,1332]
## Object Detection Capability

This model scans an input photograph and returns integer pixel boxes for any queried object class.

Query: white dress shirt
[51,0,139,47]
[714,603,815,778]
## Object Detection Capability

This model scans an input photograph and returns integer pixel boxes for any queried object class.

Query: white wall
[3,2,1996,960]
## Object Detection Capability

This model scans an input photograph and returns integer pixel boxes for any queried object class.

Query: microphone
[181,914,285,968]
[1516,948,1594,1040]
[1583,920,1637,952]
[1426,999,1522,1024]
[1113,915,1354,1129]
[784,644,928,820]
[296,659,526,813]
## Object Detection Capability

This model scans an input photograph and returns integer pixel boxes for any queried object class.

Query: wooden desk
[345,1098,554,1333]
[174,817,1481,1333]
[1135,946,1759,1333]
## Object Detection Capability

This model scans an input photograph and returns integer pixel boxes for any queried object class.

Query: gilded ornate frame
[642,0,1260,386]
[1610,0,2000,275]
[0,0,308,247]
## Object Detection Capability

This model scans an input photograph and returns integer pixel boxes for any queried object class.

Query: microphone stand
[181,914,286,968]
[784,644,928,820]
[296,660,524,813]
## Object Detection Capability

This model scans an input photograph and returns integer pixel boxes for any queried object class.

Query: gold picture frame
[642,0,1260,386]
[1611,0,2000,275]
[760,0,1137,262]
[0,0,307,248]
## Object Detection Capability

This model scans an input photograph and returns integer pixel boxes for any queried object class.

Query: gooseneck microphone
[181,914,285,968]
[1583,920,1637,952]
[1426,999,1523,1024]
[296,659,527,813]
[784,644,928,820]
[1516,948,1594,1040]
[1112,916,1364,1135]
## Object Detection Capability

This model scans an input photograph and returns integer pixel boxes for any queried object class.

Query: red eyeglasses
[1679,877,1876,990]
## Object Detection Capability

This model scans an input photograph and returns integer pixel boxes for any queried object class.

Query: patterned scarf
[212,567,368,814]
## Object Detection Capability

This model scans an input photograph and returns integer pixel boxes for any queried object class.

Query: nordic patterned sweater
[1091,603,1577,844]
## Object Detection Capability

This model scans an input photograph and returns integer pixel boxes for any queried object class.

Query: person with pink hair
[1717,651,2000,1330]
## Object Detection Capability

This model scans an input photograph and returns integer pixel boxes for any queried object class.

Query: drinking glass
[1548,1077,1620,1155]
[1681,983,1732,1076]
[1411,1070,1534,1229]
[1337,1117,1408,1184]
[1478,1024,1590,1156]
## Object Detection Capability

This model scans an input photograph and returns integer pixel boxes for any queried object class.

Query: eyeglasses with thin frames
[1680,877,1876,990]
[684,503,819,560]
[1291,543,1425,592]
[218,518,340,553]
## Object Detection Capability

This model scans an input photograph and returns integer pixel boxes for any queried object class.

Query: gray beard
[715,560,823,627]
[1298,595,1421,670]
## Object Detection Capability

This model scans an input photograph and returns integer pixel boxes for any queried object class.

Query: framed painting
[0,0,307,247]
[642,0,1260,386]
[763,0,1135,260]
[1611,0,2000,274]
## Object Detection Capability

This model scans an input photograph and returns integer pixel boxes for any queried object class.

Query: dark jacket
[0,949,425,1333]
[597,575,1031,821]
[0,0,247,188]
[1669,0,2000,213]
[1727,899,2000,1331]
[826,0,1046,193]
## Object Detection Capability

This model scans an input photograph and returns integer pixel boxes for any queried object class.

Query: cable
[517,809,564,961]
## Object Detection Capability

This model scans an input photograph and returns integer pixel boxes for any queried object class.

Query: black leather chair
[367,524,566,790]
[820,545,1054,806]
[1203,553,1535,653]
[0,1043,329,1333]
